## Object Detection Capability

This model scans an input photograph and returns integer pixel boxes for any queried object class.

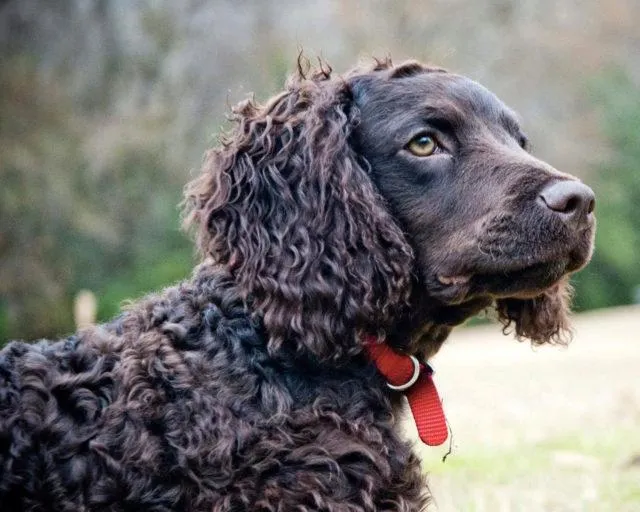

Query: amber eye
[407,133,438,156]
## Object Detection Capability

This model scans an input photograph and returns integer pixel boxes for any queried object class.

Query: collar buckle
[385,354,421,391]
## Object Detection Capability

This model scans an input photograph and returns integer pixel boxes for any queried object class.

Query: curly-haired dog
[0,59,595,511]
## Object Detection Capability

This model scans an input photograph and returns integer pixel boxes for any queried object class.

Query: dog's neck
[387,294,492,359]
[192,261,490,363]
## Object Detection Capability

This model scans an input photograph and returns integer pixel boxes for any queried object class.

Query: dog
[0,58,595,511]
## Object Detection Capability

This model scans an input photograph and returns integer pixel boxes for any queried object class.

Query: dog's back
[0,266,426,510]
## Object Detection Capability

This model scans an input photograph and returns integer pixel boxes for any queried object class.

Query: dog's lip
[432,260,565,304]
[432,274,473,304]
[436,274,471,286]
[470,261,567,294]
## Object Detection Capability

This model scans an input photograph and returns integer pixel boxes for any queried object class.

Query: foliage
[572,70,640,310]
[0,57,193,343]
[0,57,84,340]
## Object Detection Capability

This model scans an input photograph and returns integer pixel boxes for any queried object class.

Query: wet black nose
[538,180,595,227]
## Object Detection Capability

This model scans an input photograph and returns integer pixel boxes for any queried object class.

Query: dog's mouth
[429,220,595,305]
[432,259,573,305]
[425,214,595,305]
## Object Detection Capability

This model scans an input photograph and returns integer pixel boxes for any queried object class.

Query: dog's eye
[407,133,438,157]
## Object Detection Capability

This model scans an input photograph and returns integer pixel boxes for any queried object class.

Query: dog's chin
[427,229,595,305]
[428,259,576,305]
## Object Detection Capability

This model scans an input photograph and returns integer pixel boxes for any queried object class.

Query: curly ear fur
[495,277,573,345]
[183,64,413,362]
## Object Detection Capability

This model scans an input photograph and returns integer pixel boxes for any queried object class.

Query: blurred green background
[1,0,639,342]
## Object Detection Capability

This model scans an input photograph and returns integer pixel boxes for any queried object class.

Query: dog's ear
[183,66,413,362]
[495,277,573,345]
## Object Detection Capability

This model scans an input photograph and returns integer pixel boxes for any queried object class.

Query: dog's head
[348,60,595,355]
[184,59,595,361]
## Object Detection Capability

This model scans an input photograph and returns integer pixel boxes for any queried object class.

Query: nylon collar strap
[363,335,448,446]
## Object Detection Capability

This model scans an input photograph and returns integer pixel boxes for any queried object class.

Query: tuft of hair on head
[291,50,333,84]
[388,60,429,79]
[371,55,394,72]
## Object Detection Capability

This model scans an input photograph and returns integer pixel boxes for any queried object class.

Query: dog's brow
[422,103,466,129]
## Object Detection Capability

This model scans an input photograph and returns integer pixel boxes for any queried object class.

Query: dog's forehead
[439,74,520,125]
[353,71,519,129]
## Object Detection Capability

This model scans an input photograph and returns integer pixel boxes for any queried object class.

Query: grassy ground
[403,306,640,511]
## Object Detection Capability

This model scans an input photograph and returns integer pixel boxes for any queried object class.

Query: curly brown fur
[0,57,595,511]
[182,61,415,364]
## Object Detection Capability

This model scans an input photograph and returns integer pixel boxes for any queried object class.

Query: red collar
[363,335,448,446]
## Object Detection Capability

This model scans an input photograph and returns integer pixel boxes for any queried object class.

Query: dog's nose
[538,180,595,227]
